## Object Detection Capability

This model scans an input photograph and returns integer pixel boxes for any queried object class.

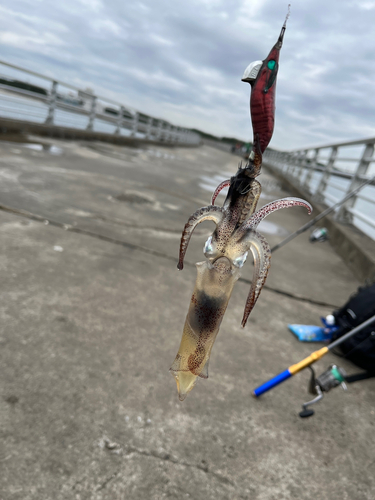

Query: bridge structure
[264,138,375,242]
[263,138,375,281]
[0,59,200,146]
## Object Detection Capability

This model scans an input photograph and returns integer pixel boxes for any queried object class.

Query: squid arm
[211,179,231,205]
[241,230,271,327]
[239,197,312,233]
[177,205,224,270]
[238,197,312,326]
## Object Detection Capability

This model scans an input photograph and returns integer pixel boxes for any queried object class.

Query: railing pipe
[0,59,200,146]
[131,112,139,137]
[336,143,375,224]
[314,146,338,203]
[264,138,375,240]
[303,148,319,192]
[45,81,58,125]
[145,116,152,140]
[115,106,124,135]
[86,96,97,131]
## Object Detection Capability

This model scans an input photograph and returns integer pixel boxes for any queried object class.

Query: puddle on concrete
[22,143,43,152]
[48,145,63,155]
[64,208,94,218]
[115,192,153,204]
[86,144,144,160]
[146,149,175,160]
[199,174,232,198]
[19,143,63,155]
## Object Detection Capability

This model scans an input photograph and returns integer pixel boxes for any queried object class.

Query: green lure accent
[267,60,276,70]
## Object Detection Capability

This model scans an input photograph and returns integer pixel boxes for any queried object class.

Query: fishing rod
[252,315,375,407]
[271,176,375,253]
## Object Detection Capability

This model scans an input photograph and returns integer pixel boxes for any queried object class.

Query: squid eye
[267,60,276,70]
[233,251,248,268]
[203,236,214,255]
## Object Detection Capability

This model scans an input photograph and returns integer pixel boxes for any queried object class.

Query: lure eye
[267,60,276,70]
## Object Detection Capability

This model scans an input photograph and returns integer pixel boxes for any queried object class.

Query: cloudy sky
[1,0,375,149]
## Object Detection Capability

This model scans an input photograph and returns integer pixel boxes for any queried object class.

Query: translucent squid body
[170,6,309,401]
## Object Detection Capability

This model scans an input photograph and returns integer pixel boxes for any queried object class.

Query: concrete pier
[0,138,374,499]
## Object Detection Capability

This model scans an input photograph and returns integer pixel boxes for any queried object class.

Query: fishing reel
[299,364,347,418]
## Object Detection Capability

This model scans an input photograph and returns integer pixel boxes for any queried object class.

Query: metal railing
[264,137,375,241]
[0,59,200,145]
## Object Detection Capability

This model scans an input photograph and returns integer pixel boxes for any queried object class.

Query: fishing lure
[170,6,310,401]
[242,5,290,154]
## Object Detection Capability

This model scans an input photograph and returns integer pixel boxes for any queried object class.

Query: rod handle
[252,369,292,397]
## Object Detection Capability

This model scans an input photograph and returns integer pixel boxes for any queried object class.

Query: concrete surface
[0,139,374,500]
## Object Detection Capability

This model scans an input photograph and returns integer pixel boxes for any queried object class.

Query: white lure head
[241,60,263,83]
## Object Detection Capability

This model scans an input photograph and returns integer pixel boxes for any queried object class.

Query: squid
[170,6,309,401]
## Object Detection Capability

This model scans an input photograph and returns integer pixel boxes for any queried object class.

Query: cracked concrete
[0,138,374,500]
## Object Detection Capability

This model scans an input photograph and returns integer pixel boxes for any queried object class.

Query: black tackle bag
[332,282,375,374]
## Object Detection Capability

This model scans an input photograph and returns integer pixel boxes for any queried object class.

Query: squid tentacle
[211,179,231,205]
[177,206,225,270]
[239,197,312,233]
[241,230,271,327]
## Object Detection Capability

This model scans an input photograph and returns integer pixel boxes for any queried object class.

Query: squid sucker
[170,6,309,401]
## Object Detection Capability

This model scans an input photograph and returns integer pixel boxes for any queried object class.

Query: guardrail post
[164,124,171,142]
[86,95,97,131]
[293,152,300,176]
[303,148,319,192]
[286,152,296,175]
[314,146,338,203]
[336,142,375,224]
[285,152,292,174]
[131,112,139,137]
[171,126,177,143]
[145,117,153,140]
[156,120,163,141]
[296,150,308,184]
[115,106,124,135]
[45,81,58,125]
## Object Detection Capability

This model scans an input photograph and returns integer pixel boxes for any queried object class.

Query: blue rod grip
[252,369,292,397]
